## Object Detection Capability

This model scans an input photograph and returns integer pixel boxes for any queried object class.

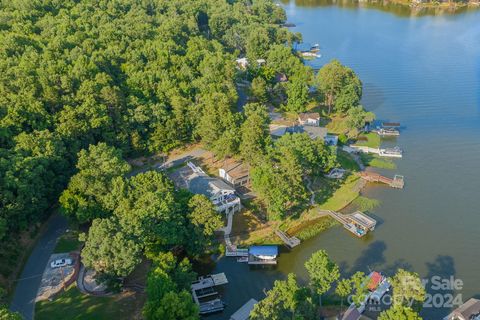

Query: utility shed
[230,299,258,320]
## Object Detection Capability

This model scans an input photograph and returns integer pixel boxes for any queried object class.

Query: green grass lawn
[326,116,350,135]
[355,132,381,148]
[36,285,142,320]
[360,154,396,170]
[337,150,360,172]
[53,230,82,253]
[316,175,361,211]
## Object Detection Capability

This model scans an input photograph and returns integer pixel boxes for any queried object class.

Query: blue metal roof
[249,246,278,257]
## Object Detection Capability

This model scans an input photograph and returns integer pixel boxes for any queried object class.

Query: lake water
[210,3,480,319]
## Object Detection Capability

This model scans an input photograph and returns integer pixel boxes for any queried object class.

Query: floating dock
[359,172,404,189]
[374,128,400,136]
[275,230,301,249]
[191,273,228,314]
[349,145,403,158]
[327,211,377,238]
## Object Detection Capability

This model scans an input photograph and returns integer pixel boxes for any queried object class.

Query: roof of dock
[249,246,278,257]
[230,299,258,320]
[349,212,376,229]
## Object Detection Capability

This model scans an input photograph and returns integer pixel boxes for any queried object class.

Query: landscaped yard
[355,132,381,148]
[35,284,144,320]
[360,153,396,169]
[316,175,362,211]
[337,150,360,171]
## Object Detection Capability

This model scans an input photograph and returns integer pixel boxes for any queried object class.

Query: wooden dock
[325,211,377,238]
[359,172,404,189]
[275,230,301,249]
[191,273,228,313]
[225,245,249,257]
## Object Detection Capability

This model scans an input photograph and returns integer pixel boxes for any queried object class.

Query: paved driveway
[10,214,68,320]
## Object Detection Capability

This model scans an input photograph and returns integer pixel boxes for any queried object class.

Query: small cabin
[248,246,278,265]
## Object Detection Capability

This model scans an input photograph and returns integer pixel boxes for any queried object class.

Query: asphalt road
[10,214,68,320]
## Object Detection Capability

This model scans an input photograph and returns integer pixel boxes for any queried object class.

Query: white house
[219,159,250,188]
[235,57,249,69]
[298,112,321,126]
[186,162,241,214]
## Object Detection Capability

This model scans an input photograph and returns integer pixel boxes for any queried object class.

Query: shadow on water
[422,255,457,319]
[340,240,387,276]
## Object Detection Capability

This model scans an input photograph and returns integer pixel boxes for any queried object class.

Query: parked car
[50,258,73,269]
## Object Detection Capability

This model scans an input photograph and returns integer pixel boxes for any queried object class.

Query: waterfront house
[301,125,328,140]
[298,112,321,126]
[235,57,266,70]
[186,162,241,214]
[248,246,278,265]
[444,298,480,320]
[219,159,250,188]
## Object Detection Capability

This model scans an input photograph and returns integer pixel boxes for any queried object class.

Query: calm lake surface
[210,3,480,319]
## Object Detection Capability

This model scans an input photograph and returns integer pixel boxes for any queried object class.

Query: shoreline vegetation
[285,0,480,17]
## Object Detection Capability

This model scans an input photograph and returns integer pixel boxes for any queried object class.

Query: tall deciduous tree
[378,305,423,320]
[305,250,340,306]
[336,278,352,309]
[350,271,369,307]
[239,103,271,165]
[59,143,130,223]
[390,269,426,307]
[185,194,223,257]
[250,273,301,320]
[143,252,198,320]
[315,59,362,113]
[80,217,142,278]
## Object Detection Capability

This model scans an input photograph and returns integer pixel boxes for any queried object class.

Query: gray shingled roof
[188,173,235,197]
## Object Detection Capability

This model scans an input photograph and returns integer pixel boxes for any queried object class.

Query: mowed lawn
[35,284,144,320]
[317,175,361,211]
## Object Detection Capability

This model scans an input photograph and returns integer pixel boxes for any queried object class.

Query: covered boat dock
[191,273,228,314]
[248,246,278,265]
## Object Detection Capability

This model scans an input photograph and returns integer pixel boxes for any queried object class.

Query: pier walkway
[275,230,301,249]
[359,172,404,189]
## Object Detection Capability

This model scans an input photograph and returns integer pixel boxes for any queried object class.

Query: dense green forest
[0,0,376,318]
[0,0,292,242]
